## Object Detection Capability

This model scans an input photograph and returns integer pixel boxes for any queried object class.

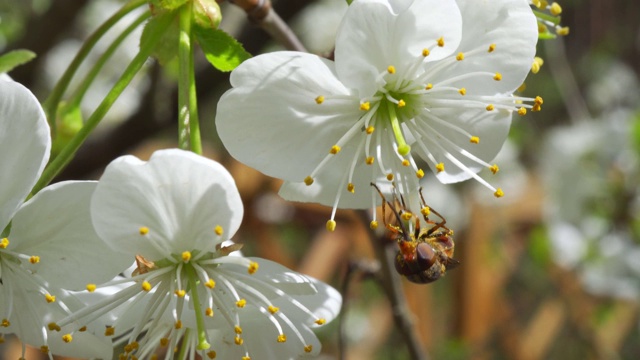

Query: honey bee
[371,183,460,284]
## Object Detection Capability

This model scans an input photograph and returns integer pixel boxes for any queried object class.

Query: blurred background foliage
[1,0,639,359]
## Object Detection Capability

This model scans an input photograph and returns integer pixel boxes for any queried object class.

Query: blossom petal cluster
[216,0,540,229]
[53,149,341,359]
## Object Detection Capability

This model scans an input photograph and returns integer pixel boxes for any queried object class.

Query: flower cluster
[216,0,540,230]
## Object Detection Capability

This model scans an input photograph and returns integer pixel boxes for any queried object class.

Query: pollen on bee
[488,43,496,52]
[435,163,445,173]
[315,96,324,104]
[470,136,480,144]
[360,102,371,111]
[437,36,444,47]
[304,176,314,186]
[329,145,341,154]
[347,182,355,193]
[456,52,464,61]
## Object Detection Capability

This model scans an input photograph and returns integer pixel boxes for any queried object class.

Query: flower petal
[216,51,361,181]
[0,80,50,230]
[428,0,538,94]
[334,0,462,97]
[10,181,133,290]
[91,149,243,259]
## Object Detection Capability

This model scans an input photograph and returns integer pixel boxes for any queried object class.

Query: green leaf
[140,12,180,65]
[194,27,251,72]
[0,49,36,74]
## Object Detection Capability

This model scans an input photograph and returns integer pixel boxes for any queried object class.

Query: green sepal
[0,49,36,74]
[140,11,180,65]
[149,0,189,11]
[194,27,251,72]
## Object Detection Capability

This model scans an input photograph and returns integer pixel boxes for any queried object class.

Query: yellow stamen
[277,334,287,343]
[494,188,504,198]
[248,261,259,274]
[488,43,496,52]
[29,256,40,264]
[366,125,375,134]
[304,176,314,186]
[235,336,243,345]
[416,169,425,178]
[365,156,374,165]
[401,159,410,167]
[62,334,72,343]
[86,284,97,292]
[329,145,341,154]
[458,88,466,96]
[142,281,152,292]
[214,225,223,235]
[493,73,502,81]
[175,320,182,329]
[40,345,49,354]
[435,163,445,172]
[370,220,378,230]
[105,326,115,336]
[236,299,247,308]
[315,318,326,325]
[517,107,527,116]
[304,345,313,353]
[48,322,59,331]
[234,325,243,334]
[387,65,396,74]
[315,96,324,104]
[205,279,216,288]
[160,338,170,346]
[175,290,186,298]
[2,319,10,327]
[550,2,562,15]
[268,305,279,314]
[182,251,191,262]
[422,48,430,57]
[425,83,433,90]
[386,173,394,181]
[347,183,355,193]
[207,351,217,359]
[360,102,371,111]
[517,83,527,92]
[326,220,336,232]
[139,226,149,235]
[45,294,56,303]
[557,26,570,36]
[206,307,214,317]
[486,104,495,111]
[456,52,464,61]
[490,164,500,174]
[470,136,480,144]
[401,212,413,221]
[421,207,430,216]
[397,99,406,108]
[437,37,444,47]
[0,238,8,248]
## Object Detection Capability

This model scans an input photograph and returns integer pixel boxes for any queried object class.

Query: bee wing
[443,257,461,270]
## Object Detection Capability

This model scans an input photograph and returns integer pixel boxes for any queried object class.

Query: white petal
[216,51,360,181]
[334,0,462,97]
[91,149,243,259]
[10,181,133,290]
[0,80,50,230]
[429,0,538,94]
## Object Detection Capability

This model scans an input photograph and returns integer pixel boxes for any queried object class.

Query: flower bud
[193,0,222,30]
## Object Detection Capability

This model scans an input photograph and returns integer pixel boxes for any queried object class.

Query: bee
[371,183,460,284]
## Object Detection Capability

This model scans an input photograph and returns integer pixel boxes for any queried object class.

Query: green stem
[67,11,151,109]
[29,12,173,197]
[185,264,210,350]
[188,36,202,155]
[42,0,146,133]
[532,9,561,25]
[177,2,193,151]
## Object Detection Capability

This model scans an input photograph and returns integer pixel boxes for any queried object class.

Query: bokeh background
[1,0,639,359]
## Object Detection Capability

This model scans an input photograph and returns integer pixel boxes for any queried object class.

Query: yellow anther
[304,176,314,186]
[29,256,40,264]
[315,318,326,325]
[369,220,379,230]
[234,325,243,334]
[470,136,480,144]
[550,2,562,15]
[86,284,97,292]
[366,125,375,134]
[517,83,527,92]
[329,145,341,154]
[139,226,149,235]
[315,96,324,104]
[62,334,72,343]
[488,43,496,52]
[458,88,466,96]
[45,294,56,303]
[365,156,374,165]
[142,281,152,292]
[386,173,394,181]
[175,289,186,298]
[236,299,247,308]
[277,334,287,343]
[538,23,548,34]
[304,345,313,353]
[347,183,355,193]
[532,104,542,112]
[160,338,170,346]
[79,326,87,332]
[48,322,60,331]
[401,212,413,221]
[425,83,433,90]
[360,102,371,111]
[531,62,540,74]
[421,207,431,217]
[0,238,8,248]
[248,261,259,274]
[326,220,336,232]
[268,305,279,314]
[435,163,445,173]
[486,104,495,111]
[205,279,216,288]
[490,164,500,174]
[175,320,183,329]
[437,36,444,47]
[182,251,191,262]
[494,188,505,198]
[397,99,406,108]
[416,169,425,178]
[207,351,217,359]
[401,159,410,167]
[422,48,430,57]
[242,357,250,360]
[517,107,527,116]
[535,96,544,105]
[40,345,49,354]
[206,307,214,317]
[387,65,396,74]
[557,26,570,36]
[234,336,243,345]
[214,225,223,235]
[493,73,502,81]
[1,319,10,327]
[532,0,542,8]
[456,52,464,61]
[105,326,115,336]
